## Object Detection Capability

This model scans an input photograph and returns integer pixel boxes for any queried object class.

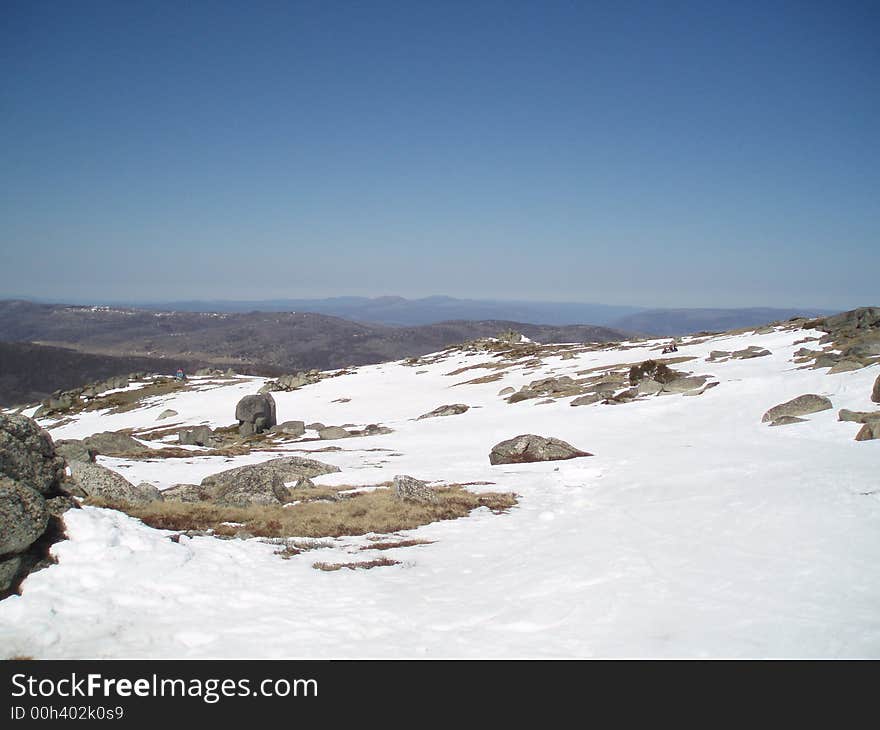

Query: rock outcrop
[0,414,75,597]
[489,434,591,465]
[200,456,340,506]
[259,371,322,394]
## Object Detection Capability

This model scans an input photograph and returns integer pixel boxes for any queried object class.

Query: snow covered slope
[2,323,878,658]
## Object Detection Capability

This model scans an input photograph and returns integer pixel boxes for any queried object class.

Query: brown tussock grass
[360,538,434,551]
[453,372,505,386]
[89,486,518,539]
[313,557,401,571]
[86,379,189,415]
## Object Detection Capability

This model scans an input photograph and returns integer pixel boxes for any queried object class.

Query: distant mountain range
[0,297,844,406]
[0,300,628,406]
[611,307,838,337]
[12,295,837,334]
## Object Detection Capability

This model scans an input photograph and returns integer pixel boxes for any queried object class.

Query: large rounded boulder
[235,393,277,436]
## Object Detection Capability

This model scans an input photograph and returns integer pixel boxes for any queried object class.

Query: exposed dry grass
[361,538,434,551]
[89,485,518,539]
[453,372,505,386]
[313,557,401,571]
[85,379,189,414]
[445,361,508,377]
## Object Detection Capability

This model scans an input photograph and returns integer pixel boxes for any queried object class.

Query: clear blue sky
[1,0,877,308]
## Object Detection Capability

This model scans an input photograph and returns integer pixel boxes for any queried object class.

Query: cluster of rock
[501,360,715,408]
[170,456,341,507]
[0,414,79,596]
[707,345,771,362]
[259,371,322,394]
[318,423,391,440]
[795,308,880,373]
[839,408,880,441]
[33,373,149,417]
[193,367,236,377]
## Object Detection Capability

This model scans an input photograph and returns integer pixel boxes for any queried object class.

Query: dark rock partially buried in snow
[157,409,178,420]
[393,474,438,504]
[762,394,832,424]
[489,434,592,465]
[417,404,469,420]
[873,374,880,404]
[68,461,163,504]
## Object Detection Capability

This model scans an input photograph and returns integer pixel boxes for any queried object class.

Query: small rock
[318,426,351,440]
[271,420,306,437]
[417,404,469,420]
[157,409,178,420]
[178,425,215,447]
[873,374,880,404]
[393,474,438,504]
